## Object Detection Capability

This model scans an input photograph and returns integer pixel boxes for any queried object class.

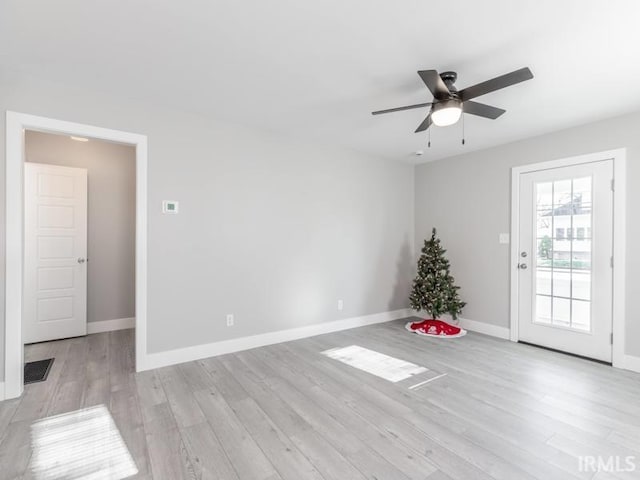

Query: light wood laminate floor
[1,319,640,479]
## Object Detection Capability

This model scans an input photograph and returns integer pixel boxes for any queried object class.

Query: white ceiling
[2,0,640,162]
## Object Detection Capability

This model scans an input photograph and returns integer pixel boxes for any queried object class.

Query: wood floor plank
[218,354,370,480]
[110,386,152,478]
[83,331,111,407]
[135,365,195,479]
[46,379,85,417]
[156,365,206,428]
[0,420,33,479]
[414,380,589,479]
[327,326,623,476]
[338,324,619,443]
[248,345,477,480]
[233,351,416,480]
[0,398,20,444]
[135,369,168,420]
[231,396,326,480]
[179,421,241,480]
[215,355,314,437]
[109,329,136,392]
[193,386,283,480]
[2,324,639,480]
[141,402,197,480]
[288,428,369,480]
[278,341,500,480]
[608,429,640,455]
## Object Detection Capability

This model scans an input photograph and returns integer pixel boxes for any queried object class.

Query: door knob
[77,257,86,264]
[518,263,527,270]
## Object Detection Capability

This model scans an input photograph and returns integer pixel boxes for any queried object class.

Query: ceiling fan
[372,67,533,132]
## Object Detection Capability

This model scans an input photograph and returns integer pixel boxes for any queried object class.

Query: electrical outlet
[337,299,344,311]
[226,314,234,327]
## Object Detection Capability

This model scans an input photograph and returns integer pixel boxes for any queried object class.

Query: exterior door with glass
[517,160,613,362]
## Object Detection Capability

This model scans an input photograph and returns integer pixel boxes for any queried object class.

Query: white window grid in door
[533,175,593,333]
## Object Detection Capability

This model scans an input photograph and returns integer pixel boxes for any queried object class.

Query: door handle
[77,257,86,264]
[518,263,527,270]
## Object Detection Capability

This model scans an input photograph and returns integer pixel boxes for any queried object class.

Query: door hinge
[610,256,614,268]
[611,179,615,191]
[611,333,614,345]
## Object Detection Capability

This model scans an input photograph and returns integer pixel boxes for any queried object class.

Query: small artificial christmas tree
[409,228,466,320]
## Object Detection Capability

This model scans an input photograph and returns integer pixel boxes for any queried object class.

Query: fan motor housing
[440,71,458,93]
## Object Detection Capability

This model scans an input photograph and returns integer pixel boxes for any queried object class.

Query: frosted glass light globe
[431,99,462,126]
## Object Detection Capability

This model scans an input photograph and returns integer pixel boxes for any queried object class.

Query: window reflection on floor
[30,405,138,480]
[322,345,427,382]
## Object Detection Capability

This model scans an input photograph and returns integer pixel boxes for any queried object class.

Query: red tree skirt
[405,319,467,338]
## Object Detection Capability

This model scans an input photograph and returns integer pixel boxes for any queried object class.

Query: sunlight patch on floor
[322,345,428,382]
[30,404,138,480]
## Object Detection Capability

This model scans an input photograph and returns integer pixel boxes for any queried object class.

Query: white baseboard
[141,309,412,371]
[440,317,639,372]
[457,317,511,340]
[87,317,135,334]
[620,354,640,373]
[411,311,511,340]
[0,381,5,401]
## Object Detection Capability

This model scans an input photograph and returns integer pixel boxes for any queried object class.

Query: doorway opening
[23,131,136,346]
[4,112,148,400]
[510,149,626,367]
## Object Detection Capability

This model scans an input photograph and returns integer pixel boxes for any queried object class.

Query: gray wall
[0,73,415,379]
[415,111,640,357]
[25,130,136,324]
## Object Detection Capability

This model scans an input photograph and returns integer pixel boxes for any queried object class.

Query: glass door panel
[534,176,592,331]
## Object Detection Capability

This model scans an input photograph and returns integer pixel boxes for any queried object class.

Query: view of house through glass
[535,176,592,331]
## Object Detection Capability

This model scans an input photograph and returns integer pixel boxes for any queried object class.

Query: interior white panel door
[24,162,88,343]
[517,160,613,362]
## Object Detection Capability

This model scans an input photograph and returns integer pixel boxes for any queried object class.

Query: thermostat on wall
[162,201,179,214]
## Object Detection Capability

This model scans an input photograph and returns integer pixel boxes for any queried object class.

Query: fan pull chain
[461,114,466,145]
[428,128,431,148]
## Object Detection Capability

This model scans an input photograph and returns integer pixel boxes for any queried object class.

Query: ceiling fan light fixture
[431,99,462,127]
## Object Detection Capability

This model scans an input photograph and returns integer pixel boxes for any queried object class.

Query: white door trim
[4,111,149,400]
[510,148,626,369]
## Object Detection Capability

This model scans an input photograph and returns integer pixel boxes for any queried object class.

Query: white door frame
[510,148,626,368]
[4,111,149,400]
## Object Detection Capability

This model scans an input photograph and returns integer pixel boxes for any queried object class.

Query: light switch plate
[162,201,179,214]
[499,233,510,244]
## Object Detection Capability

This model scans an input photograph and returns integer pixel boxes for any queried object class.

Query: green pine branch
[409,228,466,319]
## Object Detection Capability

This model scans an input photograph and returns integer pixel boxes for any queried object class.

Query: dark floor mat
[24,358,54,384]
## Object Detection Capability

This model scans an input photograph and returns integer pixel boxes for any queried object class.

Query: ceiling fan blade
[371,102,431,115]
[458,67,533,101]
[415,113,433,133]
[463,101,506,119]
[418,70,450,99]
